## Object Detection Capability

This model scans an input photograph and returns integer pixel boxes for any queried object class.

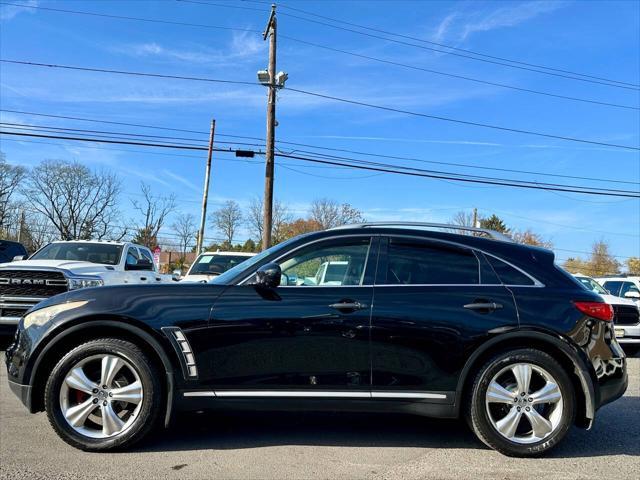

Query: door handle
[140,276,148,281]
[464,302,503,311]
[329,301,367,311]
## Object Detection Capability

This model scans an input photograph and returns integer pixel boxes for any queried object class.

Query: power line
[1,59,258,87]
[4,130,638,197]
[0,1,261,33]
[0,109,263,140]
[4,60,637,151]
[279,35,638,111]
[275,10,640,91]
[284,87,640,151]
[269,1,639,89]
[3,110,637,186]
[9,0,634,109]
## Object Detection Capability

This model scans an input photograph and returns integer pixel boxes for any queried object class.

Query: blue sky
[1,0,639,262]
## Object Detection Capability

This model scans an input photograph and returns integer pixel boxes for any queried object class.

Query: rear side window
[384,239,479,285]
[486,255,535,286]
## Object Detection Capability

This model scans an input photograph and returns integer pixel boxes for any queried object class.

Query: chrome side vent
[161,327,198,379]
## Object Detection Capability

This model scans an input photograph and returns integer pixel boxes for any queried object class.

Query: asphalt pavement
[1,350,638,480]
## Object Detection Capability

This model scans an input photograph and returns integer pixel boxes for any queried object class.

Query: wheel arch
[456,329,596,428]
[29,318,177,428]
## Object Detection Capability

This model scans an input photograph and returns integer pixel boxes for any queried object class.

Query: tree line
[1,155,638,275]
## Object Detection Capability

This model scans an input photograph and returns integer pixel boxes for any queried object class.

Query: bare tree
[131,182,176,248]
[172,213,197,265]
[0,153,27,233]
[512,229,553,249]
[309,198,364,229]
[450,210,475,227]
[22,160,122,240]
[246,196,292,245]
[211,200,243,245]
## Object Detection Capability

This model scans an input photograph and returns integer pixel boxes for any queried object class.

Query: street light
[257,69,288,87]
[257,69,270,85]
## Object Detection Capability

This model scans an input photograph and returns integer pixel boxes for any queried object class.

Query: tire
[44,338,162,451]
[467,348,575,457]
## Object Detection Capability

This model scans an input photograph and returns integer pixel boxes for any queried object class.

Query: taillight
[574,301,614,322]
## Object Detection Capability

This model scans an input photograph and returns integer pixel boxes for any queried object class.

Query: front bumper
[614,324,640,344]
[7,379,32,409]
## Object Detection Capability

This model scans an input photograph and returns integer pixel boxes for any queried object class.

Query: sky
[0,0,639,263]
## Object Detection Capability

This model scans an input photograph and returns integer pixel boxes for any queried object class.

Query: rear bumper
[597,369,628,409]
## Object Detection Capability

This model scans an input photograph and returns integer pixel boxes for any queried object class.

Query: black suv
[5,223,627,456]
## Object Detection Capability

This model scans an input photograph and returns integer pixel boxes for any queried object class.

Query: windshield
[211,235,308,285]
[188,254,253,276]
[576,276,608,294]
[31,243,123,265]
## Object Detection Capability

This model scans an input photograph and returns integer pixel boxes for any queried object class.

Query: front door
[370,236,519,398]
[202,236,378,393]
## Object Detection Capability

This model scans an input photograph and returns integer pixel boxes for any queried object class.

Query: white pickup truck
[0,240,175,327]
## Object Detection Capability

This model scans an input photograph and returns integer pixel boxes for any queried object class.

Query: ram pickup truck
[0,240,174,329]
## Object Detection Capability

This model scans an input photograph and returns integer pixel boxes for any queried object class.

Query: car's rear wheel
[44,338,162,451]
[468,349,575,457]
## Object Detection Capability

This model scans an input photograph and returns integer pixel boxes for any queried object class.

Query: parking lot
[0,351,637,480]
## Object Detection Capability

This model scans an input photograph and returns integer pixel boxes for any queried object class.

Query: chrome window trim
[236,232,544,288]
[238,234,378,286]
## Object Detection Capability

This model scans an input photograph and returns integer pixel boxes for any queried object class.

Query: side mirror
[12,255,25,262]
[126,258,153,271]
[255,262,281,289]
[624,291,640,299]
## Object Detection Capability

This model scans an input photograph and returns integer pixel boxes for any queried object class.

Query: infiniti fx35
[5,224,627,456]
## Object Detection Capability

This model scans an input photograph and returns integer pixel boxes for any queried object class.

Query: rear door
[370,236,519,398]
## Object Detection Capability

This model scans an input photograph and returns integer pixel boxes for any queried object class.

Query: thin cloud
[115,30,266,65]
[0,0,37,21]
[163,169,201,193]
[431,1,567,43]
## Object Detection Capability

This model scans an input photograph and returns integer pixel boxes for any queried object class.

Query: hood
[0,259,114,276]
[180,274,217,283]
[598,293,639,307]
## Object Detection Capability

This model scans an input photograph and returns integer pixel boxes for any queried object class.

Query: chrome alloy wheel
[59,354,143,439]
[485,363,563,444]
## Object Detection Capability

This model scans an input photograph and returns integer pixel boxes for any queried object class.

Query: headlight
[68,278,104,290]
[23,301,89,328]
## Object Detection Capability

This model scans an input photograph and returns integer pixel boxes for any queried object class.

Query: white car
[0,240,175,326]
[595,276,640,304]
[181,251,255,283]
[575,274,640,351]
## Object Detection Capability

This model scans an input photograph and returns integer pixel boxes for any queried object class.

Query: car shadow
[133,395,639,458]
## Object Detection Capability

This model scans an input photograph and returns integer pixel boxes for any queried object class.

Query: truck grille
[613,305,640,326]
[0,270,68,297]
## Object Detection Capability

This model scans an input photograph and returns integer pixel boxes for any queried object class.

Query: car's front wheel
[468,348,575,457]
[44,338,162,451]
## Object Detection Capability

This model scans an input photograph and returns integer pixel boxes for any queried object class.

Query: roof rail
[328,222,514,242]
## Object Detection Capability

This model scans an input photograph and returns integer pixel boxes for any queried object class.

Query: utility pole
[17,209,25,244]
[472,208,478,228]
[262,4,277,251]
[196,119,215,254]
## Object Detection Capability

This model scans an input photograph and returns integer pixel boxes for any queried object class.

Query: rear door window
[382,238,479,285]
[485,255,535,286]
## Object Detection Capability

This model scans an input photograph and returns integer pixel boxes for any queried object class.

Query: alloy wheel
[485,362,564,444]
[59,354,144,439]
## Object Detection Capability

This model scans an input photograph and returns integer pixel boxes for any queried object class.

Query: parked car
[574,274,640,353]
[0,240,174,329]
[0,239,28,264]
[180,251,255,282]
[5,223,627,456]
[595,276,640,305]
